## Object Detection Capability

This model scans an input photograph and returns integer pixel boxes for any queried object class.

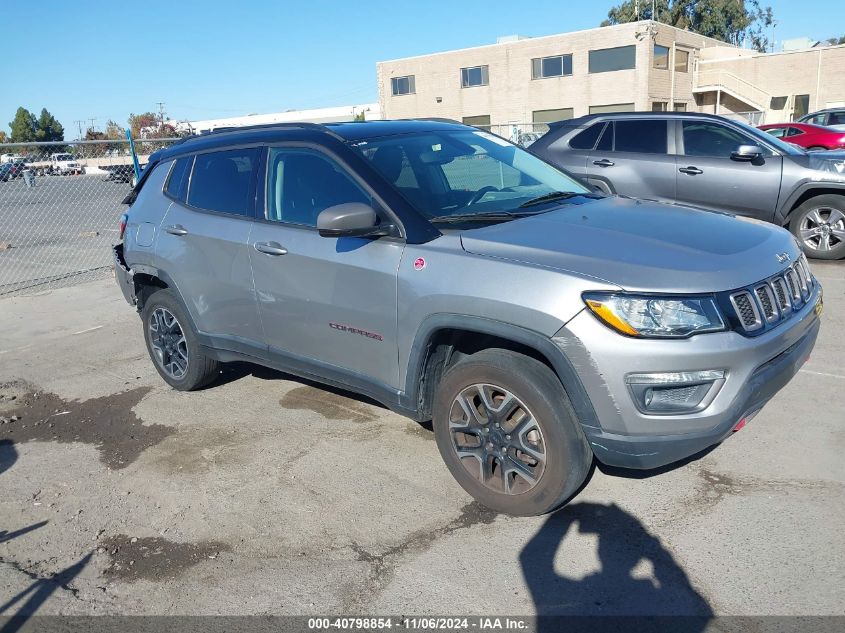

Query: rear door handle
[679,166,703,175]
[254,241,288,256]
[592,159,615,167]
[165,224,188,236]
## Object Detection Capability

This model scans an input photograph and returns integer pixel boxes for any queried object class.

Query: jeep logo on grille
[775,252,790,264]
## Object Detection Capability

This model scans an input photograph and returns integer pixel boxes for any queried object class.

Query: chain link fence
[483,123,551,148]
[0,139,177,297]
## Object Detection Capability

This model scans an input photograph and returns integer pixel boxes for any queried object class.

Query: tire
[140,289,220,390]
[432,348,593,516]
[789,194,845,260]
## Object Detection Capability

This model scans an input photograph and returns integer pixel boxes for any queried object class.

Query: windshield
[351,129,591,220]
[55,154,73,161]
[733,120,804,156]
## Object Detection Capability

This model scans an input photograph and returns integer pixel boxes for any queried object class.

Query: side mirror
[317,202,386,238]
[731,144,764,162]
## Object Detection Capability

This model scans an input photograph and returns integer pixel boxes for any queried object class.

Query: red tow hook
[733,418,748,432]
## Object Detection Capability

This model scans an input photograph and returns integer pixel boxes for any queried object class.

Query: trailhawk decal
[329,322,384,342]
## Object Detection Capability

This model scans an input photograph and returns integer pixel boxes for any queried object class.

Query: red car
[759,122,845,151]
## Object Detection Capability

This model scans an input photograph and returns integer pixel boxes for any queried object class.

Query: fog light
[626,370,726,415]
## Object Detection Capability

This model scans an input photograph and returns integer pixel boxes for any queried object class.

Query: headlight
[583,293,725,338]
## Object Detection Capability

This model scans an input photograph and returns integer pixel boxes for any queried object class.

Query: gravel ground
[0,261,843,624]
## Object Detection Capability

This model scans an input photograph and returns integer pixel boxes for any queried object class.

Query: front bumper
[112,244,136,306]
[555,284,822,469]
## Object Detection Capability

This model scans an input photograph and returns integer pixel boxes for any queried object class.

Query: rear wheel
[432,349,592,516]
[789,195,845,260]
[141,289,219,390]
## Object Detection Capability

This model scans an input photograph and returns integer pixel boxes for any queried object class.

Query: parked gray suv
[114,120,822,515]
[530,112,845,260]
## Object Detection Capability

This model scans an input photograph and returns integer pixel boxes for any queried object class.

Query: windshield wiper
[518,191,602,208]
[430,211,523,224]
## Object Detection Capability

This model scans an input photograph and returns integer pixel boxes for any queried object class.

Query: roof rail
[410,117,464,125]
[197,121,347,142]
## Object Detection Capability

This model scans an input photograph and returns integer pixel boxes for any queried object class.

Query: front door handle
[165,224,188,236]
[593,159,615,167]
[254,241,288,256]
[679,166,703,175]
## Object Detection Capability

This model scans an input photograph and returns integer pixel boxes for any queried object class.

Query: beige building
[377,21,845,135]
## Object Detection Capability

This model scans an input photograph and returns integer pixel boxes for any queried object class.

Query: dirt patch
[403,421,434,441]
[698,469,742,503]
[101,535,230,583]
[280,386,379,423]
[0,384,172,469]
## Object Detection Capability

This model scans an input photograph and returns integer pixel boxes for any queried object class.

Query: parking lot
[0,260,842,622]
[0,174,131,296]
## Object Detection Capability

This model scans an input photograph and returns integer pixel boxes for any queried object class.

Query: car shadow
[0,440,16,476]
[204,361,389,410]
[520,502,712,630]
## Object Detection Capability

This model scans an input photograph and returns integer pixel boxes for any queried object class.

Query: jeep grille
[728,254,816,334]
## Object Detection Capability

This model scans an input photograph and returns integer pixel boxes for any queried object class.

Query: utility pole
[88,118,97,133]
[74,120,84,139]
[156,102,166,129]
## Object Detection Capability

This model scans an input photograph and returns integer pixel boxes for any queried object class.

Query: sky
[3,0,842,138]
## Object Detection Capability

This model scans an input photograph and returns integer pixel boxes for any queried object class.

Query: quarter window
[187,148,259,216]
[391,75,415,96]
[614,120,668,154]
[531,55,573,79]
[569,123,606,150]
[588,45,636,73]
[461,65,489,88]
[266,148,370,227]
[165,156,192,202]
[654,44,669,69]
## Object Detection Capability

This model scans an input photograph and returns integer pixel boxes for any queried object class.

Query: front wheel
[789,195,845,260]
[432,349,593,516]
[141,289,220,390]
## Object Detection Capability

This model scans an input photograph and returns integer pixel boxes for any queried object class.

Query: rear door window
[187,148,260,216]
[613,120,668,154]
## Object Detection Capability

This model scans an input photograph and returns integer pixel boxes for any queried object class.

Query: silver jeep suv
[114,120,822,516]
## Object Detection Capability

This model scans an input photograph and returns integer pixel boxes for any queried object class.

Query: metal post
[716,89,721,115]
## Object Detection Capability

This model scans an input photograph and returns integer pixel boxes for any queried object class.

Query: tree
[128,112,159,139]
[601,0,775,52]
[826,35,845,46]
[0,131,8,144]
[105,119,124,141]
[34,108,64,143]
[9,107,37,143]
[84,128,106,141]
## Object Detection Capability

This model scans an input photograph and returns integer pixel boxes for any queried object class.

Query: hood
[460,197,800,293]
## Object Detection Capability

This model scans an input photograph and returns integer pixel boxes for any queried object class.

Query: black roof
[154,119,471,162]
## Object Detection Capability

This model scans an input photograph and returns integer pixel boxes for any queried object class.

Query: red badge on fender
[413,257,426,270]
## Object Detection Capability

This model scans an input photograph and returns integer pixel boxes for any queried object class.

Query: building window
[532,108,574,124]
[391,75,415,96]
[589,103,636,114]
[462,115,491,129]
[652,101,668,111]
[674,49,689,72]
[531,55,573,79]
[793,94,810,120]
[770,96,788,110]
[654,45,669,70]
[461,66,489,88]
[588,45,636,73]
[674,103,687,112]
